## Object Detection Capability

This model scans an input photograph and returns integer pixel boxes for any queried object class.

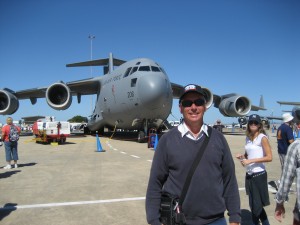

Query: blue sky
[0,0,299,125]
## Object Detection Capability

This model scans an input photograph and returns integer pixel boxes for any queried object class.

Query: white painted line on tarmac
[2,184,281,212]
[0,197,146,211]
[107,142,153,163]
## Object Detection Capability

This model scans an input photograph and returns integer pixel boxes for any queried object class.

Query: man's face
[6,118,12,125]
[179,92,206,125]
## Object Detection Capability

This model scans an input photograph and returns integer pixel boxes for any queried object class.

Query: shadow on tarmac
[16,162,37,168]
[0,203,17,221]
[0,170,21,179]
[0,162,37,171]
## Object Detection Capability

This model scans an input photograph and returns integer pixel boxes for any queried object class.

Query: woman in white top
[236,114,272,225]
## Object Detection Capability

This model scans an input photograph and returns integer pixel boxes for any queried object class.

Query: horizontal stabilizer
[66,58,125,67]
[251,105,266,111]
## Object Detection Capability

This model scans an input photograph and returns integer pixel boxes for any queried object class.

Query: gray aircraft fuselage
[87,58,173,131]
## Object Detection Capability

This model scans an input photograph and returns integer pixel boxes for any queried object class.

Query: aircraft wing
[266,116,282,121]
[13,77,99,100]
[171,83,266,117]
[66,77,99,95]
[1,77,100,110]
[277,101,300,106]
[12,87,47,100]
[0,77,102,115]
[170,82,183,99]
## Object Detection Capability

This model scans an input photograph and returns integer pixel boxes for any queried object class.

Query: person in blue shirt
[293,122,300,139]
[277,113,294,171]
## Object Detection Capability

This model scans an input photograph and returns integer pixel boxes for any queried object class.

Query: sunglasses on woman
[249,121,259,126]
[181,98,206,107]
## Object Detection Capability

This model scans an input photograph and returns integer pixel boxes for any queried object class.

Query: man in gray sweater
[146,84,241,225]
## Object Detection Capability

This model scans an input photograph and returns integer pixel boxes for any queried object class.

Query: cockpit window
[123,67,132,78]
[138,66,151,71]
[151,66,161,72]
[136,62,141,65]
[130,67,138,75]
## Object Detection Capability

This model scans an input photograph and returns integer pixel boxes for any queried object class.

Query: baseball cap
[248,114,261,124]
[179,84,206,101]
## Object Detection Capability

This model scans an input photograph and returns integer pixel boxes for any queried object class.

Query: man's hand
[274,203,285,222]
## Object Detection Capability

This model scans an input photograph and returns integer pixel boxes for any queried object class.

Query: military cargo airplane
[0,53,266,142]
[277,101,300,123]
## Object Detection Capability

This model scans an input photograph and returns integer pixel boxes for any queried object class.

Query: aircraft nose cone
[138,73,172,109]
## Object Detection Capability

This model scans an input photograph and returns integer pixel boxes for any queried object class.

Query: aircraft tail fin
[66,53,126,74]
[259,95,265,109]
[250,95,267,111]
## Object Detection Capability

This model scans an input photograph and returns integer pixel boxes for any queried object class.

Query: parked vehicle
[32,121,70,144]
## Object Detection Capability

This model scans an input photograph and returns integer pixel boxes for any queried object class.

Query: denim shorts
[4,141,19,161]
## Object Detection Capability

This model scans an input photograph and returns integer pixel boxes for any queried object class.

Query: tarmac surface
[0,129,296,225]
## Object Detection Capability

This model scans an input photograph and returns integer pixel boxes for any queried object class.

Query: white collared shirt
[177,122,209,140]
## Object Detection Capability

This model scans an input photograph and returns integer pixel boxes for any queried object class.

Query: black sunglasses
[249,121,259,125]
[181,98,206,107]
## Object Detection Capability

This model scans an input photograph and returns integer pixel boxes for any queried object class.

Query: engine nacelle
[219,96,251,117]
[0,89,19,115]
[46,82,72,110]
[202,87,213,109]
[238,116,247,125]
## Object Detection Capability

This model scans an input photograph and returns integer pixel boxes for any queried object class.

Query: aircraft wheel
[84,127,91,134]
[138,131,145,143]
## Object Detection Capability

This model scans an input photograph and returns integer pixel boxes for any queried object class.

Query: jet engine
[238,116,247,125]
[219,96,251,117]
[0,89,19,115]
[46,82,72,110]
[202,87,213,109]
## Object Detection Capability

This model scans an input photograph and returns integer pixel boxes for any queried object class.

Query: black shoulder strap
[179,126,212,207]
